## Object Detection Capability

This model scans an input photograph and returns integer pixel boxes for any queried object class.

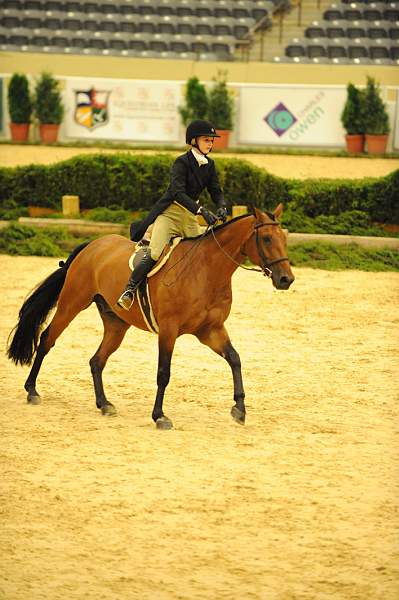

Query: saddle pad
[128,237,182,275]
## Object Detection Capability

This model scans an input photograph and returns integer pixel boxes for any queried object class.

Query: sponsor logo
[264,102,297,137]
[74,87,111,130]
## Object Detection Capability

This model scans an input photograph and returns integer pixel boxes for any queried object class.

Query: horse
[7,205,294,429]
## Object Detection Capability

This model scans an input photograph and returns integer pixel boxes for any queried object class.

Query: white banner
[394,93,399,151]
[238,85,347,147]
[64,77,181,142]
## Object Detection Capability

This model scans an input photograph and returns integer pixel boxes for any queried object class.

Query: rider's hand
[199,207,218,226]
[216,207,228,223]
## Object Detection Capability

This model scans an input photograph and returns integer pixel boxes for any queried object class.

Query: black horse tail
[7,242,90,366]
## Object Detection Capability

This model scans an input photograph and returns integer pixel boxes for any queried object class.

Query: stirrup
[116,289,136,311]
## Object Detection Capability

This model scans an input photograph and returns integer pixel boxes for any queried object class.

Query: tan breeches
[148,202,202,260]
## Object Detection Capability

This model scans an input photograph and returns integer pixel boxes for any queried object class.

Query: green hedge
[0,153,397,223]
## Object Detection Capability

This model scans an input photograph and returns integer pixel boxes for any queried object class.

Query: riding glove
[199,206,218,226]
[216,207,228,222]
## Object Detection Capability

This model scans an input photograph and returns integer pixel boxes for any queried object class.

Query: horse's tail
[7,242,90,366]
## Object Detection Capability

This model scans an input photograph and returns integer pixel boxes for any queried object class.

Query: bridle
[210,219,289,278]
[254,221,289,277]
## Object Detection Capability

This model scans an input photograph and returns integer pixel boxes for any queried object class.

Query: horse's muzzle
[275,273,295,290]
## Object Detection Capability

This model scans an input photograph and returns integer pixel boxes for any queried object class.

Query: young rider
[117,119,228,310]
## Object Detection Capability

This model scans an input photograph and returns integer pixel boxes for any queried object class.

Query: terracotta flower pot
[213,129,231,150]
[10,122,30,142]
[39,123,60,144]
[345,134,365,154]
[365,134,389,154]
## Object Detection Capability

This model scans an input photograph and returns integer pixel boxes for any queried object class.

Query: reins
[161,216,289,287]
[161,228,209,287]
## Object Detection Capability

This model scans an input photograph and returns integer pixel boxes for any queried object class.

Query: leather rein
[210,220,289,278]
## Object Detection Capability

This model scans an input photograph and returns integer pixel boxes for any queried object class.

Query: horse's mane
[181,213,252,243]
[180,209,277,243]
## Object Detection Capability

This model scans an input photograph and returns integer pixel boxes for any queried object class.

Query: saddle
[128,237,182,276]
[127,237,182,335]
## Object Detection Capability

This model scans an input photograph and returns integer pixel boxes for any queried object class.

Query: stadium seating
[0,0,287,59]
[287,1,399,64]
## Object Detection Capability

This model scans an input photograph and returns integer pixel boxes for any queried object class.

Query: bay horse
[7,206,294,429]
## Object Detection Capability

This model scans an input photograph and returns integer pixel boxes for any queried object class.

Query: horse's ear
[273,203,284,220]
[247,203,257,217]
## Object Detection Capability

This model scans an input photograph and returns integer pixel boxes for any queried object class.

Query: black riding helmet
[185,119,220,145]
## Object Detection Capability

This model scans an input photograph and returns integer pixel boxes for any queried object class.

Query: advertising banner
[64,77,181,142]
[238,85,347,147]
[394,92,399,151]
[0,78,3,133]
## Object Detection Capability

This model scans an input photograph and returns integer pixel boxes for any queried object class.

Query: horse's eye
[263,235,272,245]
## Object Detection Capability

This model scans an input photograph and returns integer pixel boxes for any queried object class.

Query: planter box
[10,123,30,142]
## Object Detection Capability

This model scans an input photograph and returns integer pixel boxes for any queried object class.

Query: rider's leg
[117,210,179,311]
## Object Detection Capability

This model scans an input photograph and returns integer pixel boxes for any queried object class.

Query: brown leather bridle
[254,221,289,277]
[210,219,289,278]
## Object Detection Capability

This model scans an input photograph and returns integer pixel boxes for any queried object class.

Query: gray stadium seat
[344,6,363,20]
[323,6,344,21]
[369,42,390,58]
[348,38,369,57]
[389,24,399,39]
[327,40,348,58]
[285,38,307,57]
[368,24,388,38]
[390,44,399,59]
[307,41,328,58]
[384,6,399,21]
[305,22,327,38]
[346,24,367,37]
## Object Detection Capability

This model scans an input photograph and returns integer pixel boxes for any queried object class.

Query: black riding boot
[117,252,156,310]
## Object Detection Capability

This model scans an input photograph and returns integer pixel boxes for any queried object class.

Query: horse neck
[203,215,254,277]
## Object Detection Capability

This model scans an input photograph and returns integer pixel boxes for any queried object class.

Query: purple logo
[264,102,297,137]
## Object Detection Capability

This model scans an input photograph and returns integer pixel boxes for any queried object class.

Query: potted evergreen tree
[340,83,365,154]
[178,76,208,126]
[8,73,32,142]
[363,76,390,154]
[207,71,234,150]
[34,72,64,144]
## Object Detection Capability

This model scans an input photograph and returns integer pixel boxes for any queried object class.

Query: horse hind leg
[24,294,93,405]
[90,295,129,416]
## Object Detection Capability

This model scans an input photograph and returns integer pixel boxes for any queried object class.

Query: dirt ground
[1,254,398,600]
[1,144,399,179]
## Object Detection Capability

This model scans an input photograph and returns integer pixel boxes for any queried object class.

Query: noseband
[210,218,289,278]
[254,221,289,277]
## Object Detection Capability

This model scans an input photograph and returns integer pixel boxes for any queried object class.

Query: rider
[117,119,228,310]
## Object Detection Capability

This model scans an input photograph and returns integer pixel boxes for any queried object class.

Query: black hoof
[27,393,41,405]
[156,416,173,430]
[101,404,117,416]
[231,405,245,425]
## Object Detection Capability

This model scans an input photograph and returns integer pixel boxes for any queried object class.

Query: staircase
[242,0,332,61]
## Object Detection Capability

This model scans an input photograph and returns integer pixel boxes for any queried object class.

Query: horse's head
[243,205,295,290]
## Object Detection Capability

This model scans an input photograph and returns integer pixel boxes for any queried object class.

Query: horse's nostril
[279,275,292,289]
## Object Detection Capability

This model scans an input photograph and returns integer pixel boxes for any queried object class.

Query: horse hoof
[27,394,41,405]
[231,405,245,425]
[156,416,173,430]
[101,404,117,416]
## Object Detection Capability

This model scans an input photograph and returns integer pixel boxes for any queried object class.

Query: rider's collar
[191,147,208,167]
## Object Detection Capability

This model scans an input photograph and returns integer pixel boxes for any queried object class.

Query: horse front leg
[152,331,177,430]
[197,326,246,425]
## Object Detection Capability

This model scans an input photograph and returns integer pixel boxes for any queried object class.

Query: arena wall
[1,51,398,149]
